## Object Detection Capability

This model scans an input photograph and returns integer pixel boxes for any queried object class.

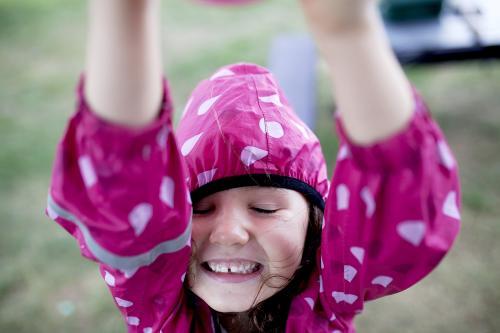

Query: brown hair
[211,204,323,332]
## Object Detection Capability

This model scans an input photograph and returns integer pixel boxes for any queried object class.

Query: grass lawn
[1,0,499,332]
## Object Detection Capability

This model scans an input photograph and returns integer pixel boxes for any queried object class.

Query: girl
[46,0,461,332]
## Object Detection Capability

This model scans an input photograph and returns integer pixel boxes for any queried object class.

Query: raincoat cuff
[74,73,173,142]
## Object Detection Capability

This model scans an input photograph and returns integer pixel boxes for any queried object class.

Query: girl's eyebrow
[245,187,291,200]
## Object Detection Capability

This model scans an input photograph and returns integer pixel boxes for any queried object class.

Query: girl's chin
[205,299,254,313]
[190,279,282,314]
[189,273,265,313]
[187,263,286,312]
[189,283,258,312]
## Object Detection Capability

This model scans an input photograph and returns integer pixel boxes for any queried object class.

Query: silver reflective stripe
[47,194,192,271]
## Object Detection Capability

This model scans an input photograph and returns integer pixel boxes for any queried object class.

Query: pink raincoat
[47,63,460,332]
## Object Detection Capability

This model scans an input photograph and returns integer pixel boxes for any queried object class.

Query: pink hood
[176,63,329,207]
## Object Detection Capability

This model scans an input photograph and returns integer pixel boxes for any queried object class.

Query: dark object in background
[380,0,445,22]
[382,0,500,64]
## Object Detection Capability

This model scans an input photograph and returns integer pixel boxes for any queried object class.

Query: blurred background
[1,0,499,332]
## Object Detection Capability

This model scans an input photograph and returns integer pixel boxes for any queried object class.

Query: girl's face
[188,186,309,313]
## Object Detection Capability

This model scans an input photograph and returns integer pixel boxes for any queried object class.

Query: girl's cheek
[263,231,303,267]
[262,220,307,269]
[190,223,207,265]
[192,220,210,243]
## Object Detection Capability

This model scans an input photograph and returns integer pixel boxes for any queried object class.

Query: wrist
[313,5,380,46]
[315,10,386,59]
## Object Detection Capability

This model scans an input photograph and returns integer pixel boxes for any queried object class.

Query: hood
[176,63,329,209]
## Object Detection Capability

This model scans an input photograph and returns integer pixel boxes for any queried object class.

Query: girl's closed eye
[193,203,213,215]
[250,204,280,214]
[252,207,278,214]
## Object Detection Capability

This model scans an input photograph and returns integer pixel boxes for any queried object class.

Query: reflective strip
[47,194,192,271]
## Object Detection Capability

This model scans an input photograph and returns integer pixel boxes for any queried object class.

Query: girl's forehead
[239,186,289,194]
[199,186,300,201]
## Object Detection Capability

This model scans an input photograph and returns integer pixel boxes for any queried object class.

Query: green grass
[1,0,500,332]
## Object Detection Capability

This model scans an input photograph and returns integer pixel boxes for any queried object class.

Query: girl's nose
[209,214,250,246]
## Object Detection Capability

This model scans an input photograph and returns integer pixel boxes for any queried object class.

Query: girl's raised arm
[85,0,163,127]
[47,1,196,330]
[298,0,460,324]
[300,0,414,145]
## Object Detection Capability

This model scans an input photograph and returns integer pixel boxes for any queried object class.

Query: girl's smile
[188,186,309,312]
[200,258,263,283]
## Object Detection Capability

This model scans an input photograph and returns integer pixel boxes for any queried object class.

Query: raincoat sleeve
[46,75,193,332]
[319,87,461,316]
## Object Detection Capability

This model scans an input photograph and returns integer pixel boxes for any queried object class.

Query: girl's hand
[299,0,378,42]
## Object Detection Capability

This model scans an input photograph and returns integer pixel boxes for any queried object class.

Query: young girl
[46,0,461,332]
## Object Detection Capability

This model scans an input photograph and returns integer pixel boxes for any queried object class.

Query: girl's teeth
[207,262,258,274]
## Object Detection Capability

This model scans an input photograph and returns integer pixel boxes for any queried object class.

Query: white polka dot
[78,155,97,188]
[360,187,376,218]
[259,118,284,138]
[336,184,349,210]
[443,191,460,220]
[181,272,186,283]
[181,133,203,156]
[129,203,153,236]
[115,297,133,308]
[350,247,365,264]
[197,95,221,116]
[321,217,325,230]
[330,313,337,321]
[371,275,393,287]
[197,168,217,187]
[126,316,140,326]
[320,256,324,269]
[240,146,268,166]
[157,125,169,148]
[332,291,358,304]
[104,271,115,287]
[290,118,310,139]
[182,97,193,117]
[319,275,324,293]
[438,140,455,170]
[337,145,350,161]
[397,221,426,246]
[160,177,175,208]
[345,294,358,305]
[259,94,283,107]
[210,68,235,80]
[143,328,153,333]
[332,330,341,333]
[304,297,314,310]
[344,265,357,283]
